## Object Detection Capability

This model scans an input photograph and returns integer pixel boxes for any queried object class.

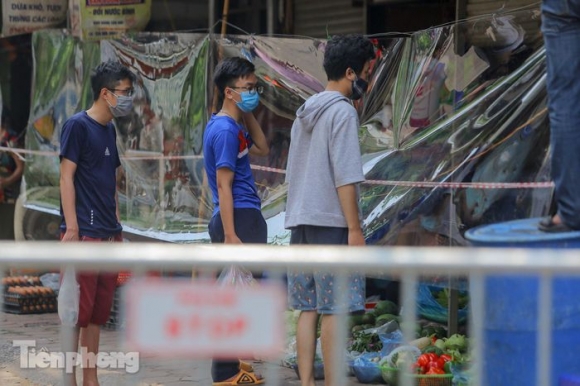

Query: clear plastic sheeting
[23,6,550,246]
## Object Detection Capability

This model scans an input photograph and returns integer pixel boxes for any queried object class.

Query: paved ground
[0,312,366,385]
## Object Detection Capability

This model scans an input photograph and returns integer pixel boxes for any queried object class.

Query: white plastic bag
[58,266,80,327]
[381,344,421,368]
[40,273,60,292]
[217,265,257,287]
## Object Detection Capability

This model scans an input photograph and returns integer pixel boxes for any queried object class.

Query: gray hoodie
[284,91,365,229]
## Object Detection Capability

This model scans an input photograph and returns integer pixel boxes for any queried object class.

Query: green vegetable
[351,325,365,334]
[433,326,447,338]
[447,349,470,364]
[375,313,399,327]
[395,350,415,369]
[433,288,469,309]
[349,314,364,328]
[361,312,376,325]
[434,339,446,350]
[422,345,444,355]
[348,331,383,353]
[374,300,399,316]
[444,334,467,352]
[421,326,437,337]
[444,361,452,373]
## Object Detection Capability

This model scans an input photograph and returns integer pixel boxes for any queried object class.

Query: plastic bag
[382,345,421,368]
[218,265,257,287]
[283,337,325,380]
[57,266,80,326]
[360,319,399,337]
[40,273,61,292]
[352,352,384,383]
[417,284,469,324]
[378,328,404,356]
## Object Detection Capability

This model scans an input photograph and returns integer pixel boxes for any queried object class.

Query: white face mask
[106,91,133,117]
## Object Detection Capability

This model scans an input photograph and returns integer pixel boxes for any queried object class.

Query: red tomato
[440,354,452,362]
[427,367,446,375]
[417,354,430,367]
[426,353,438,361]
[428,361,442,370]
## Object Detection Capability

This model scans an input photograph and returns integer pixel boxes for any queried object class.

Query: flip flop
[212,367,265,385]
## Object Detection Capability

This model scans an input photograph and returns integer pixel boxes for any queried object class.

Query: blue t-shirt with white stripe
[203,114,261,216]
[59,111,122,238]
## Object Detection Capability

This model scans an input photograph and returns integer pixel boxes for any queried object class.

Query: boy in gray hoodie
[285,35,375,386]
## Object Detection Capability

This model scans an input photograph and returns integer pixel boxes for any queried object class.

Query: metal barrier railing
[2,241,580,386]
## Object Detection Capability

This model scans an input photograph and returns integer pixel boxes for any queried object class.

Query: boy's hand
[348,228,366,246]
[225,234,243,244]
[62,228,79,242]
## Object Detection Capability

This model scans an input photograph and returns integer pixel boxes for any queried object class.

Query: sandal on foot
[212,368,265,385]
[239,361,255,372]
[538,217,575,233]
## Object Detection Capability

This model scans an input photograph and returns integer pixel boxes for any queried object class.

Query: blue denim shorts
[287,225,366,314]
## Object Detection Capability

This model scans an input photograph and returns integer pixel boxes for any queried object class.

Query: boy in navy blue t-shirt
[59,60,135,386]
[203,57,269,385]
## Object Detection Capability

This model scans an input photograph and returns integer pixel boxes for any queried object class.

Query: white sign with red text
[124,279,286,358]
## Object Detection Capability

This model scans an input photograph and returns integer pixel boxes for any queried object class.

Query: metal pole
[267,0,274,36]
[209,0,215,33]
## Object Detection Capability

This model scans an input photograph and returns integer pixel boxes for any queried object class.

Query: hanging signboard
[69,0,151,40]
[1,0,67,37]
[124,279,286,357]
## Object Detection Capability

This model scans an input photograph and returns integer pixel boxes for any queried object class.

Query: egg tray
[2,283,43,292]
[2,291,58,314]
[2,277,42,289]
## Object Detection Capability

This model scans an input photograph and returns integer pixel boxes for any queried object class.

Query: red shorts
[60,233,121,328]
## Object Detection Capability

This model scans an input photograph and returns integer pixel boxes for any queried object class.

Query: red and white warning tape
[363,179,554,189]
[249,164,553,189]
[2,146,553,190]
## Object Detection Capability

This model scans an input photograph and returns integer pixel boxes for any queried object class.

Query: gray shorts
[287,225,366,314]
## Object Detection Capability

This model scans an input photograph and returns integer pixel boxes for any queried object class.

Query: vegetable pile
[412,333,470,375]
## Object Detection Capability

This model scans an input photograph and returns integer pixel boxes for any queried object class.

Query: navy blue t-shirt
[203,114,261,216]
[59,111,122,238]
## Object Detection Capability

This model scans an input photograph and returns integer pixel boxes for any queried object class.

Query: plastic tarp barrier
[23,5,550,249]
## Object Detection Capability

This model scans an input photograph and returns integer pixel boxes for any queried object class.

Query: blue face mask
[231,89,260,113]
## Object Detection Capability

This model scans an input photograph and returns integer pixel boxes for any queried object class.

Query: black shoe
[538,217,575,233]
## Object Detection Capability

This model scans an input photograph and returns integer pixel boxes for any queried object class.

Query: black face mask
[351,76,369,100]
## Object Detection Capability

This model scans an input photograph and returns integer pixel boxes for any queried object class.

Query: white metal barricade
[1,242,579,386]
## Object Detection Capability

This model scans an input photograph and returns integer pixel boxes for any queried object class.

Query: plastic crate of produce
[380,366,452,386]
